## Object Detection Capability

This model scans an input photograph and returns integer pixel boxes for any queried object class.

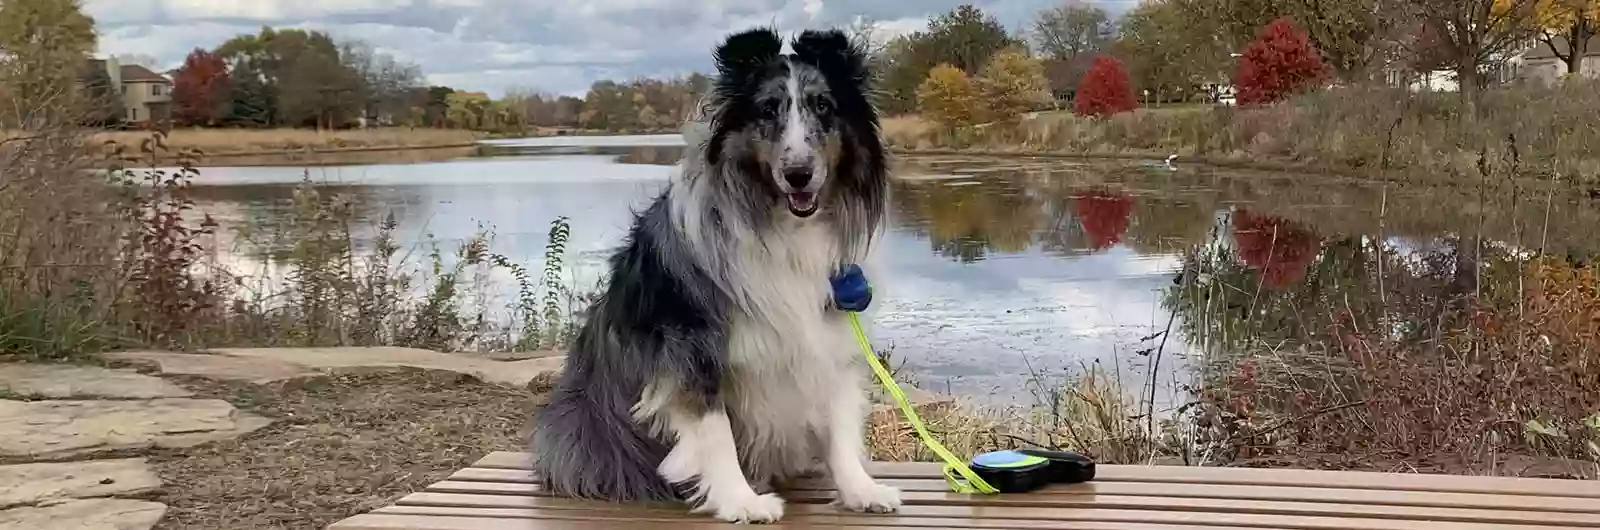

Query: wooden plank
[334,512,1251,530]
[395,490,1600,528]
[376,506,1269,529]
[329,513,797,530]
[470,451,1600,499]
[354,498,1584,530]
[446,467,1600,514]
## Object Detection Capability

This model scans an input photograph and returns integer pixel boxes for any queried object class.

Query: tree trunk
[1456,57,1479,102]
[1570,28,1591,76]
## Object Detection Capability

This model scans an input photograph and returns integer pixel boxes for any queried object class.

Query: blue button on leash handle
[830,263,872,312]
[831,263,1098,494]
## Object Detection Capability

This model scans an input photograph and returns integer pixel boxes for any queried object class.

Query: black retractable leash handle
[967,448,1097,494]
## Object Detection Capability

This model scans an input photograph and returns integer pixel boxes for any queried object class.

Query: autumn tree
[977,49,1053,122]
[1169,0,1390,80]
[1403,0,1540,99]
[1231,209,1322,291]
[1528,0,1600,75]
[1031,2,1116,97]
[1073,56,1138,118]
[1072,188,1135,251]
[216,27,364,128]
[0,0,98,126]
[917,64,981,128]
[339,39,424,123]
[1113,1,1229,103]
[172,49,233,126]
[880,5,1023,113]
[1032,2,1116,60]
[1235,17,1331,105]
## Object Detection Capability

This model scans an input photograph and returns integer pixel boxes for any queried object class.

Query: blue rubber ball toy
[830,264,872,312]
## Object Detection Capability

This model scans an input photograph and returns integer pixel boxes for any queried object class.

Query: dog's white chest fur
[723,221,860,477]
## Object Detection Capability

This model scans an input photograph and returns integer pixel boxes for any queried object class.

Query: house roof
[1523,36,1600,60]
[119,64,169,83]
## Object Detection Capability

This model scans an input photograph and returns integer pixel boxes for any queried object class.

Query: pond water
[188,135,1600,409]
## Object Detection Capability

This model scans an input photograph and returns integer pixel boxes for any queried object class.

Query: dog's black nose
[783,167,812,189]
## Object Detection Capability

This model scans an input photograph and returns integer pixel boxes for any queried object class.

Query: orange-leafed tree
[172,48,233,126]
[1072,56,1137,118]
[917,63,982,128]
[1525,0,1599,75]
[1234,17,1329,105]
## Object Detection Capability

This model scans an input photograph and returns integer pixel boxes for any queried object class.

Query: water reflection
[188,143,1600,408]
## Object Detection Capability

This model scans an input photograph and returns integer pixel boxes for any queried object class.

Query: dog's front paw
[835,482,902,513]
[700,492,786,524]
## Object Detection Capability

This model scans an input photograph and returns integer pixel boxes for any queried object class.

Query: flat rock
[0,498,165,530]
[0,459,161,509]
[101,351,317,384]
[0,398,271,459]
[105,347,564,388]
[0,364,192,399]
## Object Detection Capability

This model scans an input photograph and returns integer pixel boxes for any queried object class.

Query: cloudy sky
[88,0,1137,98]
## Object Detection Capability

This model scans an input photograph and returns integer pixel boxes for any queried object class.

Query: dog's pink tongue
[788,192,817,211]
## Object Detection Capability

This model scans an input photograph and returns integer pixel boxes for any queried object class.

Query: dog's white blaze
[780,72,814,183]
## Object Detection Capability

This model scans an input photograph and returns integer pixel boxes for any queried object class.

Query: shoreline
[148,142,485,168]
[105,131,1591,195]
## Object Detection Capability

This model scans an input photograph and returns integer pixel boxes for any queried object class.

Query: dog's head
[705,27,883,219]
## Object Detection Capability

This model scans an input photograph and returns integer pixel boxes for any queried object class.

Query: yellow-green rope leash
[846,312,999,495]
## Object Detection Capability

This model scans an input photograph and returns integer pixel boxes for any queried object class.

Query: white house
[1517,36,1600,85]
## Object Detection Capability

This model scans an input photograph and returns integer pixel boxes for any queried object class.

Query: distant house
[86,57,173,126]
[1517,36,1600,85]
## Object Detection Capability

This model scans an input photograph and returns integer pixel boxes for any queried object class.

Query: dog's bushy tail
[531,389,679,502]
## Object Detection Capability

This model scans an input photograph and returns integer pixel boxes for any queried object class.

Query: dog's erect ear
[791,29,869,88]
[713,27,782,83]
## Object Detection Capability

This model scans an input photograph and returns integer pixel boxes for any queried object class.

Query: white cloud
[87,0,1102,98]
[802,0,823,20]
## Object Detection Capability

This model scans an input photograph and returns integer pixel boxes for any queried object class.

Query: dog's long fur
[530,27,897,523]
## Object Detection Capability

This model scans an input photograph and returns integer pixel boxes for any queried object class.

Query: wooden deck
[327,451,1600,529]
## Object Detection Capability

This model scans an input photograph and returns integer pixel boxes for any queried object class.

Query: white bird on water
[1146,154,1177,171]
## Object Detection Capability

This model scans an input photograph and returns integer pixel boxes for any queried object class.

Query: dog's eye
[760,100,781,117]
[814,98,833,116]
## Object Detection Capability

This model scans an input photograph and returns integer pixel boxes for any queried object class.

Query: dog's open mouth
[787,192,819,217]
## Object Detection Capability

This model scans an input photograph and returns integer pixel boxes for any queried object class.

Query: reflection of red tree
[1232,209,1321,290]
[1072,188,1135,251]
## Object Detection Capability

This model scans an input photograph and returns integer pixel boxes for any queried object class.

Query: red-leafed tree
[1072,188,1135,251]
[172,48,233,126]
[1072,56,1137,119]
[1234,17,1330,105]
[1231,209,1321,291]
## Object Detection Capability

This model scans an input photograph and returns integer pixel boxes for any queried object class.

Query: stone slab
[101,351,317,384]
[0,364,192,399]
[0,398,271,459]
[0,458,161,509]
[105,347,565,388]
[0,498,165,530]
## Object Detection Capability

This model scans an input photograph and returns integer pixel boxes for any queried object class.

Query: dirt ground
[141,369,548,530]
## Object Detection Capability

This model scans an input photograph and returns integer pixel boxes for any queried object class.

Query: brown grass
[886,80,1600,187]
[1176,229,1600,477]
[865,363,1171,467]
[145,368,542,530]
[89,127,484,156]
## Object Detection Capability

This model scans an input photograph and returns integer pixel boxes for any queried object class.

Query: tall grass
[885,79,1600,187]
[0,127,584,361]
